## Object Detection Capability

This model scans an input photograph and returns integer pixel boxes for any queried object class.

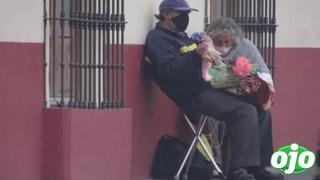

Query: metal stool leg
[175,114,226,180]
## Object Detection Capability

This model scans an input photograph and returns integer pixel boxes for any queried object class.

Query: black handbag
[151,135,214,179]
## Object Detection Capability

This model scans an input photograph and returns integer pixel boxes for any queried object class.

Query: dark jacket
[145,24,210,106]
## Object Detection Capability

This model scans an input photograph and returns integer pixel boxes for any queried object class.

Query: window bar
[259,0,264,59]
[248,0,253,41]
[52,0,57,103]
[204,0,208,29]
[59,0,66,107]
[92,0,97,108]
[240,0,244,25]
[111,0,115,109]
[253,0,257,45]
[120,0,125,108]
[106,0,111,108]
[82,0,88,108]
[267,0,272,73]
[229,0,234,18]
[69,0,74,107]
[235,0,240,24]
[264,0,268,66]
[235,0,239,20]
[226,0,230,17]
[244,0,249,38]
[43,0,48,107]
[78,0,83,108]
[271,0,276,78]
[221,0,224,17]
[98,0,102,108]
[257,0,262,54]
[74,0,80,108]
[115,0,120,108]
[260,0,264,54]
[101,0,106,108]
[88,0,93,109]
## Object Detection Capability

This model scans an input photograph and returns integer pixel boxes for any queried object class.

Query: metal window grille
[43,0,126,109]
[208,0,277,78]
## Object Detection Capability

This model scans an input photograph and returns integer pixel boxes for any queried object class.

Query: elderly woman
[206,18,275,111]
[183,18,284,180]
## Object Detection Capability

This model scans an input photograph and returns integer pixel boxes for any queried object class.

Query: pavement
[143,167,318,180]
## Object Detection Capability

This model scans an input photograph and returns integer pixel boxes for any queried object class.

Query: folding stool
[174,113,226,180]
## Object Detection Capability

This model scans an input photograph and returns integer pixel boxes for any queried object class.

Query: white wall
[124,0,205,44]
[276,0,320,48]
[0,0,43,42]
[3,0,319,47]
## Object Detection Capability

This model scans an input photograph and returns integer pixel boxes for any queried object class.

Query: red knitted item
[239,75,270,105]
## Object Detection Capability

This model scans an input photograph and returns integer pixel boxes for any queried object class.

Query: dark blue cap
[157,0,198,16]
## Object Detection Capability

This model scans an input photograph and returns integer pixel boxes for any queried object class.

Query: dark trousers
[180,88,274,170]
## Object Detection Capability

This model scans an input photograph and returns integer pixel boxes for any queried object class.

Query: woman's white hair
[205,17,244,47]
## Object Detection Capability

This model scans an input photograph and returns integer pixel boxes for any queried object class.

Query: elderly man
[145,0,284,179]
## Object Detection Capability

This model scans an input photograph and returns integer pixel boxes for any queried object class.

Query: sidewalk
[144,167,318,180]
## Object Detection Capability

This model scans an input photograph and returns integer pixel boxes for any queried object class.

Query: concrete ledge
[42,108,132,180]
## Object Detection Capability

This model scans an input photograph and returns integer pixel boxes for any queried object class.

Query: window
[44,0,126,109]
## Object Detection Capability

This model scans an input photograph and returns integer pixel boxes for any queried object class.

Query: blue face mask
[171,13,189,32]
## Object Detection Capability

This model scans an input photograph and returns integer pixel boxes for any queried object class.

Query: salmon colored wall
[124,45,186,179]
[42,108,132,180]
[273,48,320,152]
[0,42,43,180]
[0,42,319,180]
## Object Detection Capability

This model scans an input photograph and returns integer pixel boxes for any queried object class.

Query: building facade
[0,0,319,179]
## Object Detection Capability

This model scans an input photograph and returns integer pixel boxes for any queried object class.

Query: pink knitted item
[232,56,252,78]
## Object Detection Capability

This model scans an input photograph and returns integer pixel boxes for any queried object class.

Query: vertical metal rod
[268,0,272,75]
[120,0,125,108]
[240,0,244,25]
[230,0,233,17]
[69,0,74,107]
[83,0,88,108]
[248,0,252,40]
[77,0,81,108]
[52,0,56,101]
[264,0,268,65]
[74,0,78,108]
[221,0,224,17]
[253,0,256,44]
[98,0,104,108]
[60,0,66,107]
[257,0,261,53]
[102,0,106,108]
[77,0,82,108]
[93,0,97,108]
[98,0,102,108]
[244,0,248,37]
[235,0,238,21]
[88,0,92,108]
[226,0,229,17]
[111,0,115,108]
[106,0,111,108]
[116,0,120,108]
[204,0,208,29]
[43,0,48,107]
[271,0,276,78]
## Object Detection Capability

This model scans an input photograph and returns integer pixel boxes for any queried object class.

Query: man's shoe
[253,168,285,180]
[227,169,256,180]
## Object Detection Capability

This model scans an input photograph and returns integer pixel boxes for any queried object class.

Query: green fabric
[209,64,259,89]
[196,134,213,161]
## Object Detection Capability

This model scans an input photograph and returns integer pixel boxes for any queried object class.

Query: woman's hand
[196,42,209,57]
[261,86,275,111]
